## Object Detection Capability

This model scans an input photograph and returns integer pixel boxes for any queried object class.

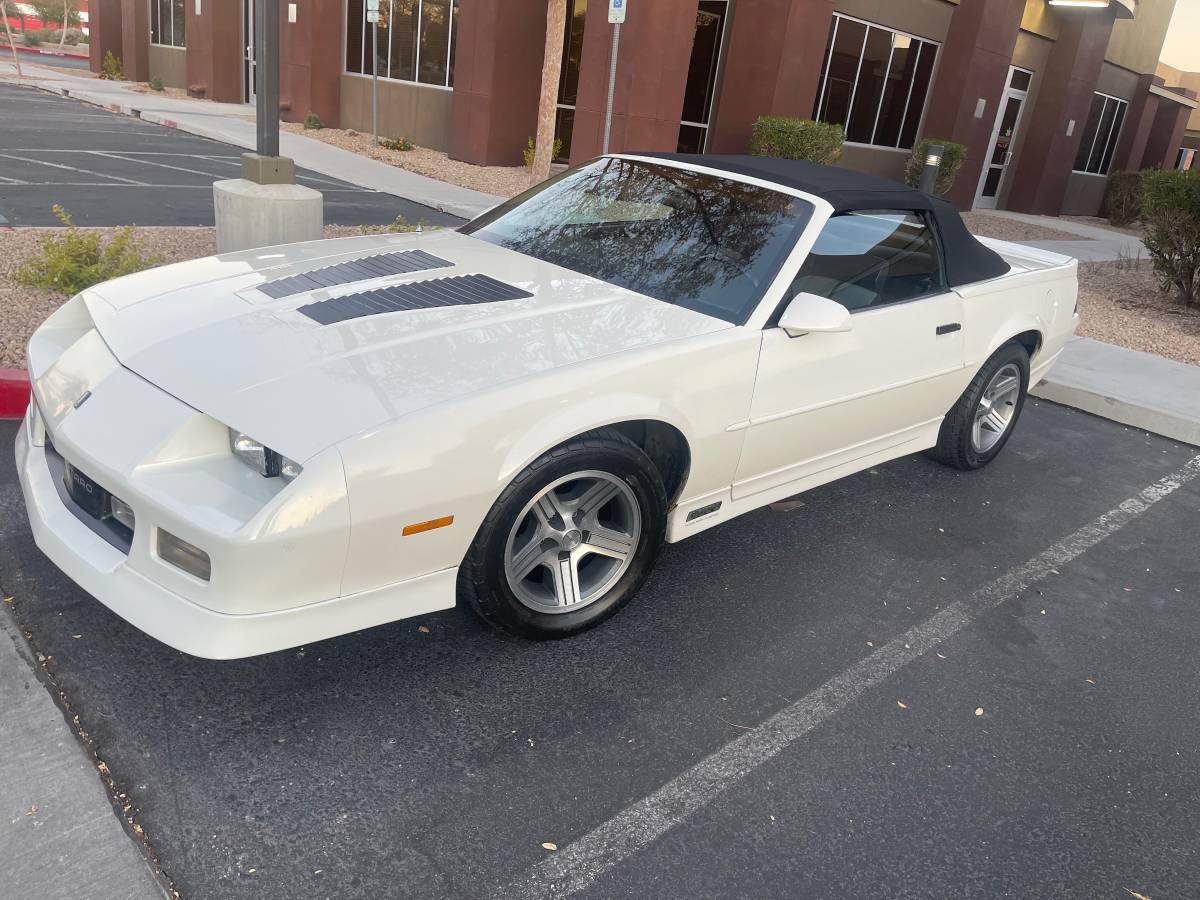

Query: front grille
[298,274,535,325]
[44,440,134,554]
[258,249,453,299]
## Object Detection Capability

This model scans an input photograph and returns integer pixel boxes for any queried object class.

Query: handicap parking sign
[608,0,626,24]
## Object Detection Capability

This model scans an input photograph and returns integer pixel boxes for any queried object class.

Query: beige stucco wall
[831,0,956,42]
[339,75,454,151]
[1157,62,1200,132]
[1107,0,1177,75]
[1062,171,1107,216]
[1020,0,1060,41]
[148,45,187,90]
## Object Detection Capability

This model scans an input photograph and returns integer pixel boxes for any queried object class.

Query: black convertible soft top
[639,153,1011,288]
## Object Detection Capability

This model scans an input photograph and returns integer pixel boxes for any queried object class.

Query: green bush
[904,138,967,195]
[749,117,844,165]
[22,30,42,47]
[99,50,123,80]
[149,76,164,92]
[303,110,322,130]
[1102,170,1143,226]
[15,205,162,295]
[523,136,562,169]
[380,135,414,151]
[1141,169,1200,307]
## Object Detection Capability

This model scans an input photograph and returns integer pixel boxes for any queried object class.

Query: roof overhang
[1151,83,1200,109]
[1046,0,1136,19]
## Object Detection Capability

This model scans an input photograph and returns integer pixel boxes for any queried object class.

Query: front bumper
[15,404,457,660]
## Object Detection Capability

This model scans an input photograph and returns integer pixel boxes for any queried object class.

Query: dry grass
[1076,259,1200,366]
[280,121,533,198]
[0,225,396,369]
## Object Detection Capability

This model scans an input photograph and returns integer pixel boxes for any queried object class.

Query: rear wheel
[459,430,667,638]
[932,342,1029,470]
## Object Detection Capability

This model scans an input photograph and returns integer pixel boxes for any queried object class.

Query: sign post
[602,0,626,154]
[367,0,380,146]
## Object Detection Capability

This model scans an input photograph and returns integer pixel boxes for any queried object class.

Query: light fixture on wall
[1047,0,1109,8]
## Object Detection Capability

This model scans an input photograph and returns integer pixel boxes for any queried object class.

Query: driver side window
[788,210,946,312]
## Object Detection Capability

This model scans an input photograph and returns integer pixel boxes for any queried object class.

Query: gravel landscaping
[280,121,538,198]
[1059,214,1146,239]
[961,212,1089,243]
[1,226,392,369]
[1076,259,1200,366]
[5,229,1197,371]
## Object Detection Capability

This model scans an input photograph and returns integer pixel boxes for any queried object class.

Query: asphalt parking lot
[2,402,1198,899]
[0,83,462,228]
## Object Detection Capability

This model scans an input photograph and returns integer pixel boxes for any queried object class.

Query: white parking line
[497,454,1200,899]
[0,153,149,185]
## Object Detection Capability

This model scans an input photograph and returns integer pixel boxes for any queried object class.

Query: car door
[733,209,967,500]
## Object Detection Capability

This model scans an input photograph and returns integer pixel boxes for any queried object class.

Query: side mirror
[778,292,852,337]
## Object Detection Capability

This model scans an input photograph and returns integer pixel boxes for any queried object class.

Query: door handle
[936,323,961,335]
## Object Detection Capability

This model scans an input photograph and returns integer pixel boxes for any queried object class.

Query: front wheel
[458,430,667,638]
[931,341,1030,470]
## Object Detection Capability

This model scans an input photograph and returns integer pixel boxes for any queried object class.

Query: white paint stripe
[90,149,241,180]
[0,174,30,184]
[0,153,149,185]
[498,454,1200,899]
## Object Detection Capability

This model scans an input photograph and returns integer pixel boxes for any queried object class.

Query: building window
[345,0,458,89]
[553,0,588,162]
[150,0,185,47]
[1073,92,1127,175]
[812,14,938,150]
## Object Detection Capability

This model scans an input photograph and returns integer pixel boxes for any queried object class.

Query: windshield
[460,158,814,324]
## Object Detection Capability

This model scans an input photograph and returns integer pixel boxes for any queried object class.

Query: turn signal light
[402,515,454,536]
[157,529,212,582]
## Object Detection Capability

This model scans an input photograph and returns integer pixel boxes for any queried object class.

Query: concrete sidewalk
[0,60,502,220]
[0,601,167,899]
[1032,336,1200,447]
[972,209,1147,263]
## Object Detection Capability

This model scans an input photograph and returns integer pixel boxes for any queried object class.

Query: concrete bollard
[213,153,324,253]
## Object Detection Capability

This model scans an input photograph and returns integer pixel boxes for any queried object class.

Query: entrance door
[974,67,1032,209]
[678,0,729,153]
[243,0,256,105]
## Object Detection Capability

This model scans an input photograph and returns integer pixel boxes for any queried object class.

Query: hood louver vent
[298,274,535,325]
[258,249,452,299]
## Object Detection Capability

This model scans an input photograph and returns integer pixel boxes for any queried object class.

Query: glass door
[243,0,256,105]
[974,66,1032,209]
[677,0,729,153]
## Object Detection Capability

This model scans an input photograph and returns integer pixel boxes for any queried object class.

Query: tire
[458,428,667,639]
[931,341,1030,471]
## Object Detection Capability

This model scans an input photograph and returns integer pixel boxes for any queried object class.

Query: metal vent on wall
[258,249,452,299]
[298,274,535,325]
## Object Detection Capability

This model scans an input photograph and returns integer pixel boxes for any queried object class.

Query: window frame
[1072,91,1129,177]
[812,13,941,153]
[344,0,458,90]
[149,0,185,48]
[769,208,950,326]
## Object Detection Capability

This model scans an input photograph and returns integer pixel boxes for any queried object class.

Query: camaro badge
[73,390,92,409]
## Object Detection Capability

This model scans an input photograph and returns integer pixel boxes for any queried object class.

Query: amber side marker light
[403,515,454,536]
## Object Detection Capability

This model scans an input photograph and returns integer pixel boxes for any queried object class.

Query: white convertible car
[15,154,1078,658]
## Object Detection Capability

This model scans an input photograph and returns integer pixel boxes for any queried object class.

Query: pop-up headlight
[228,429,302,482]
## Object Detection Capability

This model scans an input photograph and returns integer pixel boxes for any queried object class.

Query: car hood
[81,230,728,461]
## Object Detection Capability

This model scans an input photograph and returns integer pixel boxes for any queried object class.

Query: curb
[1031,379,1200,447]
[13,44,89,60]
[0,369,31,421]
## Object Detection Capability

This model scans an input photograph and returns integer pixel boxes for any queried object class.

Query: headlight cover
[228,429,303,482]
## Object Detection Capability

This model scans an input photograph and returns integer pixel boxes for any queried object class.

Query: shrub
[749,117,844,165]
[380,135,414,151]
[23,30,42,47]
[358,215,431,235]
[1141,169,1200,307]
[1102,170,1143,226]
[149,76,164,92]
[303,110,322,130]
[15,205,162,295]
[523,136,562,169]
[904,138,967,195]
[100,51,123,80]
